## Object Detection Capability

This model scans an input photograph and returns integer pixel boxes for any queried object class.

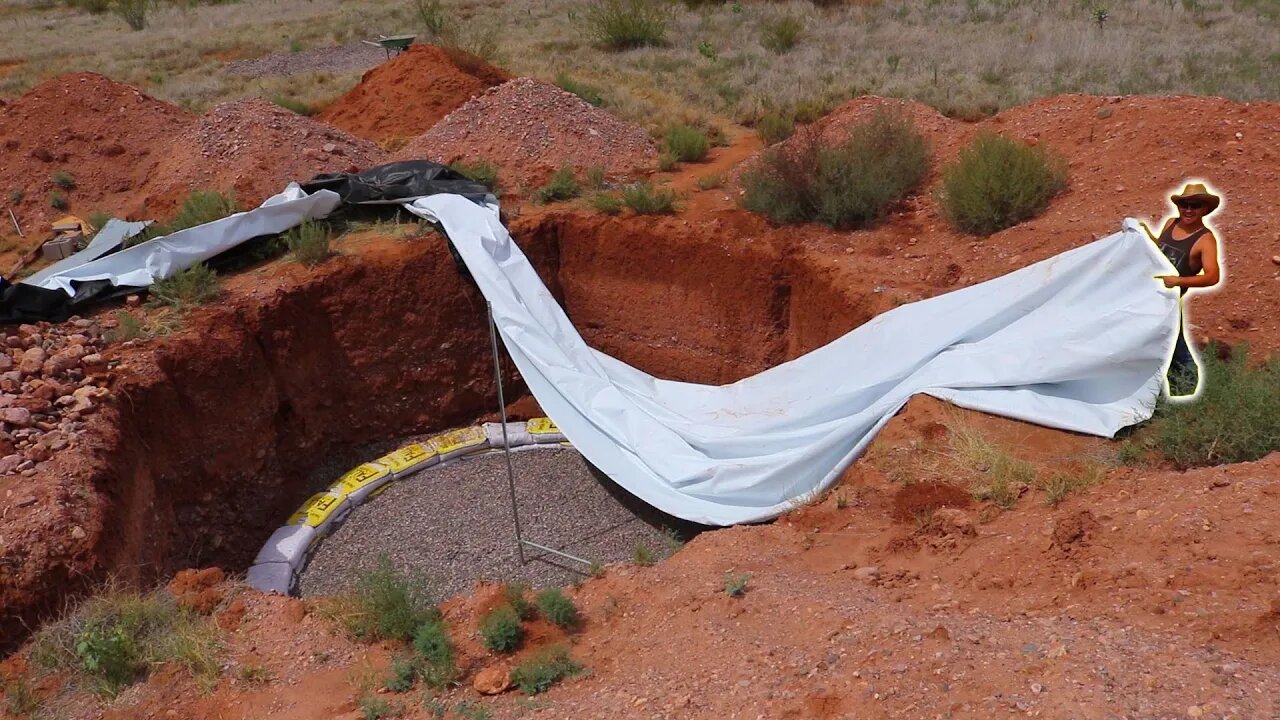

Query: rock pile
[395,78,658,189]
[0,318,110,477]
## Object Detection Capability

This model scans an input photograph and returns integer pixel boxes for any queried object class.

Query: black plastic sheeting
[300,160,493,205]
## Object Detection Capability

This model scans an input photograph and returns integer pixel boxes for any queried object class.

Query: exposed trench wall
[4,211,885,648]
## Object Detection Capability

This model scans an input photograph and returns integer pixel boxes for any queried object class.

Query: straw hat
[1170,183,1220,213]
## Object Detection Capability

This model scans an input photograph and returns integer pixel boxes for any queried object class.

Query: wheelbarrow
[362,34,416,60]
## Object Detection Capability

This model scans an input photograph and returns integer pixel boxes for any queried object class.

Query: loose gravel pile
[395,78,658,189]
[139,98,385,213]
[223,44,387,78]
[318,44,510,145]
[298,448,680,599]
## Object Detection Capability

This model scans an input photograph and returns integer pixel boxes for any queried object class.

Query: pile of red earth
[0,318,110,478]
[396,77,658,189]
[0,73,195,258]
[318,44,510,146]
[137,98,385,216]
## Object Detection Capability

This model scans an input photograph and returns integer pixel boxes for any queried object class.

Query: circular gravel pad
[298,448,681,599]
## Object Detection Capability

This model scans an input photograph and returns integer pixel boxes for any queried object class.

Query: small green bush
[723,572,749,597]
[621,182,677,215]
[761,15,803,53]
[1144,346,1280,468]
[756,111,795,145]
[453,701,492,720]
[502,583,535,620]
[633,543,656,566]
[696,173,724,190]
[148,264,219,308]
[66,0,112,14]
[170,189,240,233]
[2,675,39,715]
[412,618,458,688]
[478,605,523,654]
[271,94,315,116]
[510,645,582,695]
[49,191,68,210]
[113,0,148,30]
[53,171,76,190]
[450,160,499,190]
[341,557,438,643]
[534,588,580,630]
[584,166,607,190]
[556,73,606,107]
[385,654,417,692]
[533,167,582,204]
[937,131,1068,235]
[286,219,332,266]
[8,189,23,204]
[586,0,671,50]
[741,109,929,229]
[359,695,405,720]
[657,152,678,172]
[87,209,113,233]
[591,192,622,215]
[412,0,449,36]
[665,125,710,162]
[1036,465,1104,506]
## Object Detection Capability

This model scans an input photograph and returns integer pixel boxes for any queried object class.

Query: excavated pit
[2,210,891,649]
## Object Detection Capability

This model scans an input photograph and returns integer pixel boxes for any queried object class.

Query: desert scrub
[632,543,656,566]
[148,264,219,308]
[1144,346,1280,468]
[938,131,1068,235]
[336,556,439,643]
[113,0,147,30]
[384,654,417,692]
[1036,464,1104,506]
[49,191,68,210]
[761,15,803,54]
[412,617,458,688]
[590,192,623,215]
[664,125,710,162]
[755,110,795,145]
[358,695,406,719]
[585,0,671,49]
[28,586,220,697]
[52,170,76,189]
[450,160,499,190]
[478,604,523,653]
[412,0,448,36]
[948,421,1036,509]
[696,173,724,190]
[286,219,332,266]
[533,166,583,204]
[106,309,178,342]
[139,189,240,244]
[621,181,677,215]
[556,73,606,107]
[741,109,929,229]
[724,572,750,597]
[509,645,582,695]
[534,588,580,630]
[271,94,315,116]
[503,583,536,620]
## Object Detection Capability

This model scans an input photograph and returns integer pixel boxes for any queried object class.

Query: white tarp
[408,194,1180,526]
[29,184,341,296]
[23,218,150,286]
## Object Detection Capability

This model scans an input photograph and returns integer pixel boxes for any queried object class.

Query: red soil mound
[0,73,195,257]
[317,44,510,146]
[396,77,658,190]
[136,98,385,215]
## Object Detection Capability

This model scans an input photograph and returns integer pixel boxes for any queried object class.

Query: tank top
[1156,222,1208,277]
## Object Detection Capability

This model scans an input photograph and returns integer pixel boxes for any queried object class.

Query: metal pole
[520,539,593,568]
[488,302,526,564]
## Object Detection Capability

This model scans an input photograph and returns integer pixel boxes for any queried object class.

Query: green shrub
[271,94,315,116]
[533,167,582,204]
[586,0,671,50]
[29,587,220,698]
[509,645,582,695]
[411,617,457,689]
[237,664,273,686]
[584,166,607,190]
[696,173,724,190]
[1144,346,1280,468]
[2,675,39,715]
[53,170,76,190]
[937,131,1068,235]
[341,557,438,643]
[453,701,492,720]
[1036,465,1104,506]
[66,0,112,13]
[105,309,176,342]
[170,189,240,233]
[665,125,710,162]
[556,73,606,107]
[148,264,219,308]
[8,189,23,204]
[87,209,113,233]
[591,192,623,215]
[113,0,148,30]
[385,654,417,693]
[534,588,580,630]
[412,0,448,36]
[478,605,523,654]
[49,191,68,210]
[741,109,929,229]
[761,15,803,54]
[286,219,332,266]
[359,695,405,720]
[633,543,656,566]
[949,422,1035,510]
[621,182,677,215]
[657,152,678,172]
[723,572,749,597]
[450,160,499,190]
[502,583,535,620]
[756,110,794,144]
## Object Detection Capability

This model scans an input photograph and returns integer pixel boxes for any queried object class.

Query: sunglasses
[1175,200,1208,210]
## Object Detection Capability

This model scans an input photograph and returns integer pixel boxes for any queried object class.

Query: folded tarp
[24,219,150,287]
[407,194,1180,526]
[301,160,496,207]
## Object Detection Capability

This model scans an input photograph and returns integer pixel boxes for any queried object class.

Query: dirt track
[1,63,1279,718]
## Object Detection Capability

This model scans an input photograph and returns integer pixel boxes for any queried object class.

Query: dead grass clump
[148,264,219,309]
[760,15,803,54]
[755,110,794,145]
[937,131,1068,235]
[741,109,928,229]
[1036,464,1104,506]
[946,420,1035,510]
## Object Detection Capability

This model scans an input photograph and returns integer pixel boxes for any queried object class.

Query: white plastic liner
[28,184,341,296]
[24,218,150,286]
[407,195,1180,527]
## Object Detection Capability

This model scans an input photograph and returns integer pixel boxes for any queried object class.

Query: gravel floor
[298,448,692,599]
[224,43,388,78]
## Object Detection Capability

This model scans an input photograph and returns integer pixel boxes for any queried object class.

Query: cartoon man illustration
[1142,182,1223,398]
